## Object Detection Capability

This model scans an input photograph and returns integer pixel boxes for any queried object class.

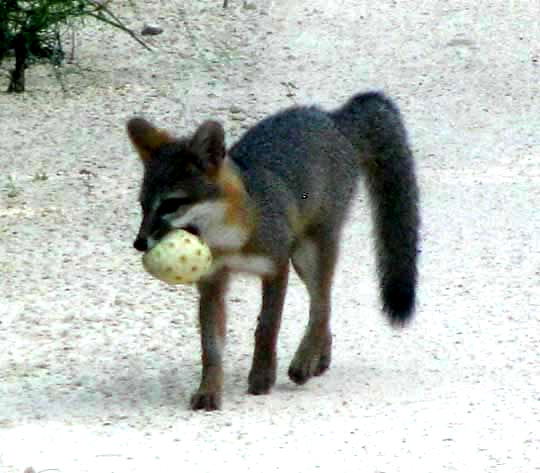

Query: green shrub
[0,0,148,92]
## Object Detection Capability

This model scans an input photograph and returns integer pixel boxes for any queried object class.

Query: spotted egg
[142,230,213,284]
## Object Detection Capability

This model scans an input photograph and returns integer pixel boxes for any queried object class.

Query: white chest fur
[215,254,276,277]
[168,201,250,250]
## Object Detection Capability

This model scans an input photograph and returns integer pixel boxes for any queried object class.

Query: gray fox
[127,91,420,410]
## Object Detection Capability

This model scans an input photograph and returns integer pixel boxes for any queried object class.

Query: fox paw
[248,366,276,395]
[190,390,222,411]
[288,338,332,385]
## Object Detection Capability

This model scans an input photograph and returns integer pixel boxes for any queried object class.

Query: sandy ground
[1,0,539,471]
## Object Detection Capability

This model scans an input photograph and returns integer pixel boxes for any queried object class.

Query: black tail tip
[382,280,416,328]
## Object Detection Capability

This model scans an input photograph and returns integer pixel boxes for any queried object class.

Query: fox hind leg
[288,231,338,385]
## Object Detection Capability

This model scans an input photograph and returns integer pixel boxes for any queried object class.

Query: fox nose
[133,237,148,252]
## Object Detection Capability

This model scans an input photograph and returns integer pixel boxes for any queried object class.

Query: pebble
[141,24,164,36]
[229,105,244,114]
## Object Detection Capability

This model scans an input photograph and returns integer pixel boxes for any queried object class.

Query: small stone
[230,105,244,114]
[141,24,163,36]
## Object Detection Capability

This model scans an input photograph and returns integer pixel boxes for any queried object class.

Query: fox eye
[157,197,191,216]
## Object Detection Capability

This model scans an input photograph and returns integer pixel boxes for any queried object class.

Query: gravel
[0,0,538,471]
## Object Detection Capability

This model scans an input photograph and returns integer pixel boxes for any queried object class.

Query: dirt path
[1,1,538,472]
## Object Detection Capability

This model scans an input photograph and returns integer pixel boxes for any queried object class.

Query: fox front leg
[191,270,229,410]
[248,263,289,395]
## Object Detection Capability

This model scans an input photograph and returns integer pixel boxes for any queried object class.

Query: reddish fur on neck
[216,160,255,233]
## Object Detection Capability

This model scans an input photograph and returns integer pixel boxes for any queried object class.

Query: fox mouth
[134,225,201,252]
[181,225,200,237]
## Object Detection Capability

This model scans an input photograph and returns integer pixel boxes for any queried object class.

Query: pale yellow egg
[142,230,213,284]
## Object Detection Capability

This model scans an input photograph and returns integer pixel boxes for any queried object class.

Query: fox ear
[127,117,172,162]
[189,120,226,174]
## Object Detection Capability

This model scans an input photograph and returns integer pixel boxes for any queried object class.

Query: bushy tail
[331,92,420,325]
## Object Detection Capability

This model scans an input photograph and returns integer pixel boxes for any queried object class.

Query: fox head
[127,118,253,253]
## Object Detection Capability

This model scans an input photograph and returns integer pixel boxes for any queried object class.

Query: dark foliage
[0,0,148,92]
